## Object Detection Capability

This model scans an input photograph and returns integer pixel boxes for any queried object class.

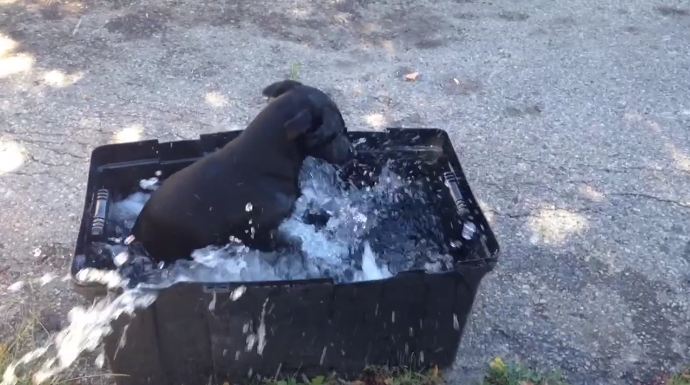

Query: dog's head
[263,80,354,165]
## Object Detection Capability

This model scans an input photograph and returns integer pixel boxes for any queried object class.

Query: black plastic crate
[72,128,499,385]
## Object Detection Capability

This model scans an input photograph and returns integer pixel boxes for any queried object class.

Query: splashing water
[108,157,451,285]
[2,157,453,384]
[1,270,155,385]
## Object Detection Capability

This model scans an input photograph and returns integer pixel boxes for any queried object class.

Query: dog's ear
[262,80,302,98]
[284,108,312,141]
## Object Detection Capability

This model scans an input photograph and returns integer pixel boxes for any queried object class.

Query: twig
[273,362,282,381]
[35,318,50,336]
[63,373,130,382]
[72,16,83,37]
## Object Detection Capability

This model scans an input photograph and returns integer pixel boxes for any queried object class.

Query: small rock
[404,72,420,81]
[7,280,24,292]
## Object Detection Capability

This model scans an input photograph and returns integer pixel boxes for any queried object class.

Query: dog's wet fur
[131,80,353,263]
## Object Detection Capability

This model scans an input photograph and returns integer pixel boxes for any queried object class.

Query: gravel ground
[1,0,689,384]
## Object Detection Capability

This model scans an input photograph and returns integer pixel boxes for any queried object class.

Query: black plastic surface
[72,128,499,384]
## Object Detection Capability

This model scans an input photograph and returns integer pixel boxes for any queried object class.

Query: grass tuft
[0,315,44,385]
[0,313,80,385]
[262,366,443,385]
[289,63,302,81]
[482,357,569,385]
[667,367,690,385]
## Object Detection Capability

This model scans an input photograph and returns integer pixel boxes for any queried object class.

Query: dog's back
[131,81,351,263]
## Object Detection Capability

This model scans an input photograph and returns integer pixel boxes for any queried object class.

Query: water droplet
[113,251,129,267]
[94,351,105,368]
[320,346,327,365]
[208,291,217,311]
[231,285,246,301]
[124,235,135,245]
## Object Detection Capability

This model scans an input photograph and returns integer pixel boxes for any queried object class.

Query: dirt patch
[454,12,479,20]
[504,104,543,117]
[38,3,64,21]
[35,242,73,266]
[551,16,577,27]
[442,77,482,96]
[154,0,463,51]
[497,11,529,21]
[655,5,689,16]
[105,9,169,40]
[374,8,457,49]
[623,26,642,35]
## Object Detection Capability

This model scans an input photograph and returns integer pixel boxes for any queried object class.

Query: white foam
[1,273,156,385]
[139,177,159,191]
[32,288,158,384]
[356,242,392,281]
[109,192,150,230]
[74,268,128,290]
[113,251,129,267]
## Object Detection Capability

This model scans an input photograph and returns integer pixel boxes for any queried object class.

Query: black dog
[131,80,353,263]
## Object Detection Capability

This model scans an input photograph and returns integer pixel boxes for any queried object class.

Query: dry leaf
[404,71,420,81]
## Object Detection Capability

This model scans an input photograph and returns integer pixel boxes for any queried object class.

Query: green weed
[667,367,690,385]
[262,366,442,385]
[482,357,569,385]
[289,63,302,81]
